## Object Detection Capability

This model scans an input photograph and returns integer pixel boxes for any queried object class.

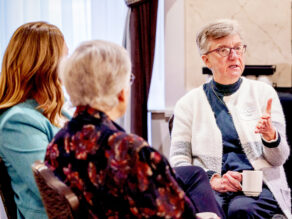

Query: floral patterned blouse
[45,106,196,218]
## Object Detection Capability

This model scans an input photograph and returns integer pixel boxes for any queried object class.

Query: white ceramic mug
[241,170,263,197]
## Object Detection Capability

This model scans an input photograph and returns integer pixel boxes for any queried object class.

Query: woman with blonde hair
[0,21,68,218]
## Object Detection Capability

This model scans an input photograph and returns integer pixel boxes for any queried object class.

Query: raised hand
[255,98,276,141]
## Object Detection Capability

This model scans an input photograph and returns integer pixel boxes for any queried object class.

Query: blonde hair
[196,19,243,55]
[60,40,131,112]
[0,21,65,126]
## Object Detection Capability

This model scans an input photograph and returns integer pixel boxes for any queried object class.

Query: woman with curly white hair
[44,40,223,218]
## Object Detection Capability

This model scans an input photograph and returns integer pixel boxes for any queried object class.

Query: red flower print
[63,164,84,191]
[70,125,100,160]
[136,160,152,192]
[156,187,185,219]
[130,206,139,216]
[140,207,156,218]
[45,142,59,169]
[64,133,71,154]
[150,151,162,168]
[83,191,94,206]
[44,106,198,218]
[87,162,106,187]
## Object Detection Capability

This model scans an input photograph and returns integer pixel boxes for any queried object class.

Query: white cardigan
[170,77,291,218]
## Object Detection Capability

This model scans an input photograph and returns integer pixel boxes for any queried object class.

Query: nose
[228,48,239,59]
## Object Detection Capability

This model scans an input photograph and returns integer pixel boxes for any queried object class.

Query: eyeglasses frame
[204,44,247,57]
[130,73,135,85]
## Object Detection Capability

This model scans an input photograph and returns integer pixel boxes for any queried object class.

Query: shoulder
[175,85,205,109]
[108,131,149,151]
[241,77,276,93]
[0,101,58,154]
[174,85,206,117]
[177,86,204,103]
[240,78,280,105]
[0,100,55,136]
[107,131,169,167]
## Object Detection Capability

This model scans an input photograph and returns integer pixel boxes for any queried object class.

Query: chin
[224,72,242,84]
[229,70,242,77]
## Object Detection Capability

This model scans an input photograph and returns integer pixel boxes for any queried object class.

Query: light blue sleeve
[0,111,54,198]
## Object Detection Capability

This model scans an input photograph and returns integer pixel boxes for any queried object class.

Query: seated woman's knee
[174,165,208,184]
[228,197,256,217]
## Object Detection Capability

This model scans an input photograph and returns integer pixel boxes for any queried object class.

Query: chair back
[168,114,174,137]
[0,156,17,219]
[32,160,80,219]
[278,91,292,192]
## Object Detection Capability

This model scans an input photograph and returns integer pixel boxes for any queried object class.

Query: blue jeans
[174,166,225,219]
[214,184,282,218]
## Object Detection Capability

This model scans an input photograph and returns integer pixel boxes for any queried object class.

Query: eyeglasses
[205,45,247,57]
[130,73,135,85]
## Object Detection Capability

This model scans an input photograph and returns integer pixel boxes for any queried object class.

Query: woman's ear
[118,88,126,102]
[202,55,211,68]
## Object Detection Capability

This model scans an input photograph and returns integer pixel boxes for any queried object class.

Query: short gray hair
[60,40,131,112]
[196,19,243,55]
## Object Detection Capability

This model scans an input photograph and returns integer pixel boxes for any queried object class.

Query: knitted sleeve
[169,94,193,167]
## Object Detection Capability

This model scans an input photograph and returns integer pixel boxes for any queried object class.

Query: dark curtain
[126,0,158,140]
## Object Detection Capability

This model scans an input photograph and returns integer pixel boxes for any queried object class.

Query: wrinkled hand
[255,98,276,141]
[210,171,242,193]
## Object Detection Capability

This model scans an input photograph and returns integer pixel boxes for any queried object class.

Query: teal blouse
[0,99,60,219]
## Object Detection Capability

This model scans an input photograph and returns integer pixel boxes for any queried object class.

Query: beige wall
[164,0,186,108]
[185,0,292,89]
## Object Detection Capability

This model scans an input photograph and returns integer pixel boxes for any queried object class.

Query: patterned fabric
[45,106,196,218]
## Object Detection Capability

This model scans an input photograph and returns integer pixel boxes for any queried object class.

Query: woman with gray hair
[44,40,223,218]
[170,19,291,218]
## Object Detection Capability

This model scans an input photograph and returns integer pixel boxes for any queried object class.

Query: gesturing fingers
[254,98,276,140]
[255,117,270,133]
[265,98,273,115]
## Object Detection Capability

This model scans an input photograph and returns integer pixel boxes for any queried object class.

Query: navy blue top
[203,79,253,177]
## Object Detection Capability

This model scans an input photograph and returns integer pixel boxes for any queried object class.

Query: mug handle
[239,172,243,190]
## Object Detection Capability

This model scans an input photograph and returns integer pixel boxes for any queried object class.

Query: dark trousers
[214,184,282,218]
[174,166,225,219]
